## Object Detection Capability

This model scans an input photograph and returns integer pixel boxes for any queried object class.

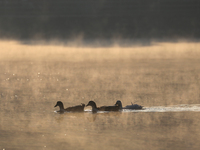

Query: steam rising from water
[1,40,200,150]
[1,40,200,61]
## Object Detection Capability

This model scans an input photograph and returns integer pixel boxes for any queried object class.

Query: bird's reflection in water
[54,112,65,123]
[54,110,122,123]
[86,111,122,122]
[54,111,87,123]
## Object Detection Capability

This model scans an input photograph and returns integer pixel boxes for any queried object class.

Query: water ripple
[123,104,200,112]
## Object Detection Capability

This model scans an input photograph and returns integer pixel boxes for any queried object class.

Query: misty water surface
[1,41,200,150]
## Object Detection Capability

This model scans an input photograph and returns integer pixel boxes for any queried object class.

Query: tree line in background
[0,0,199,42]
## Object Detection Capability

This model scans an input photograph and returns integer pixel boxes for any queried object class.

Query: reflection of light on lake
[1,41,200,150]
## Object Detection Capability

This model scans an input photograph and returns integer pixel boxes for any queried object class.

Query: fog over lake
[1,41,200,150]
[1,0,200,149]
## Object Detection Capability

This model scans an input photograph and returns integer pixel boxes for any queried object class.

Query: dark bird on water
[54,101,85,113]
[115,100,143,110]
[86,100,120,113]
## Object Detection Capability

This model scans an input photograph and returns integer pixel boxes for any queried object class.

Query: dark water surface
[1,42,200,150]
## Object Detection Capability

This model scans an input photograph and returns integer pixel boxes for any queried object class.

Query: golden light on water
[1,40,200,150]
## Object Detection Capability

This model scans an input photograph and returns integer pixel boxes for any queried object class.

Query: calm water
[1,104,200,150]
[1,42,200,150]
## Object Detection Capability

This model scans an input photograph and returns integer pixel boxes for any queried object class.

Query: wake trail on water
[123,104,200,113]
[58,104,200,113]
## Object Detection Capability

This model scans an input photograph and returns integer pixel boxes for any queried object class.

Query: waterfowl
[54,101,85,113]
[86,101,120,113]
[115,100,143,110]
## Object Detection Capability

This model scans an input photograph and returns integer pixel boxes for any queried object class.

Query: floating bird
[86,100,120,113]
[54,101,85,113]
[115,100,143,110]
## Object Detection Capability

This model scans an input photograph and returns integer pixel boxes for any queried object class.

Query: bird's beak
[54,104,58,107]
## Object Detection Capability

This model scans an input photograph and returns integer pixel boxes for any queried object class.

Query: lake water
[1,104,200,150]
[1,41,200,150]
